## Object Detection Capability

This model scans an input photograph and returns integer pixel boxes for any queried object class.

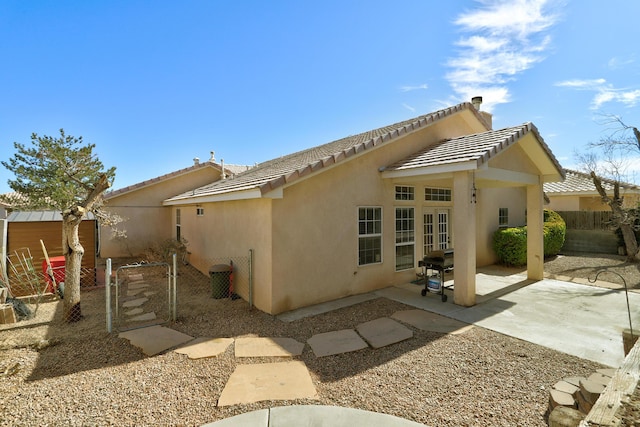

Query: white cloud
[402,103,416,112]
[608,55,635,70]
[556,78,640,109]
[445,0,562,112]
[399,84,428,92]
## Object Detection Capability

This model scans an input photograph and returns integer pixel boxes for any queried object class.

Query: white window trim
[395,206,415,271]
[358,206,383,266]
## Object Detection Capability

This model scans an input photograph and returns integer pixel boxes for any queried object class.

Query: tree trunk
[62,208,85,322]
[591,172,640,262]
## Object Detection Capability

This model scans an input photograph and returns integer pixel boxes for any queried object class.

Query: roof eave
[381,160,478,179]
[163,188,263,205]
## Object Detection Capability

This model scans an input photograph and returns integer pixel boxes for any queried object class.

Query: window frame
[498,207,509,228]
[395,206,415,271]
[358,206,383,266]
[425,187,452,202]
[395,185,415,201]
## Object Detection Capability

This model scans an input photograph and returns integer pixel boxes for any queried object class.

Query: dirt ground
[0,252,639,425]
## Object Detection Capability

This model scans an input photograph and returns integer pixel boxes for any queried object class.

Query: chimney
[193,157,200,165]
[471,96,483,110]
[471,96,492,129]
[210,151,215,162]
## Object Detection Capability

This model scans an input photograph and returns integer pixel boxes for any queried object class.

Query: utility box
[0,303,17,324]
[209,264,232,299]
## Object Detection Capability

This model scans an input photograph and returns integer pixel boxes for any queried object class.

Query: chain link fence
[173,250,253,320]
[1,249,253,334]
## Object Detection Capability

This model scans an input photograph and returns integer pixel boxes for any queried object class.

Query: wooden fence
[556,211,614,230]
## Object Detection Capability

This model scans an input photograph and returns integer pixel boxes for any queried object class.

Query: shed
[1,211,98,295]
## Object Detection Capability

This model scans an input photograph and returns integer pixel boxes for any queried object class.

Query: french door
[423,208,451,256]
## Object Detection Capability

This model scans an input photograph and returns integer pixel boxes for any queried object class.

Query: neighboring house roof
[106,159,252,199]
[381,122,563,177]
[544,169,640,195]
[165,102,492,204]
[7,210,96,222]
[0,192,25,207]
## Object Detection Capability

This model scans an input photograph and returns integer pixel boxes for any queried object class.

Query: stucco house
[163,100,564,315]
[101,153,251,258]
[544,169,640,211]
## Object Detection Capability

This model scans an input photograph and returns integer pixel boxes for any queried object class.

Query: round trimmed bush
[493,209,566,266]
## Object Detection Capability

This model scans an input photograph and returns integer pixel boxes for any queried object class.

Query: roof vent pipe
[193,157,200,165]
[210,151,215,162]
[471,96,483,110]
[221,159,226,179]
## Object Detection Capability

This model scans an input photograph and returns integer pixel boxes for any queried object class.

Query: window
[395,186,414,201]
[358,207,382,265]
[425,187,452,201]
[395,207,414,271]
[499,208,509,227]
[196,207,204,216]
[176,208,181,241]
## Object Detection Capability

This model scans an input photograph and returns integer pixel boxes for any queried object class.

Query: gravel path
[1,253,637,426]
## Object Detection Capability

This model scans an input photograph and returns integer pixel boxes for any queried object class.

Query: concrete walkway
[376,271,640,368]
[202,405,426,427]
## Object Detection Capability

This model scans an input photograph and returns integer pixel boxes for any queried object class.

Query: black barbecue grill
[419,249,454,302]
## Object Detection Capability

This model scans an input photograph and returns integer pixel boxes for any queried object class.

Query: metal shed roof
[6,211,96,222]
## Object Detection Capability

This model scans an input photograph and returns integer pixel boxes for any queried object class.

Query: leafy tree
[1,129,117,322]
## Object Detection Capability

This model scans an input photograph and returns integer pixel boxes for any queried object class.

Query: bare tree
[578,116,640,262]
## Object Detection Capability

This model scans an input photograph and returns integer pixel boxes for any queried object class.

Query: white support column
[452,171,476,306]
[527,181,544,280]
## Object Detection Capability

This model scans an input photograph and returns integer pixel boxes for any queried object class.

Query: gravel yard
[0,253,638,426]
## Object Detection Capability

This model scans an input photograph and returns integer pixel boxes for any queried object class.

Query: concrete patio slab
[119,325,194,356]
[203,405,426,426]
[391,309,473,335]
[355,317,413,348]
[235,337,304,357]
[175,337,234,359]
[307,329,368,357]
[217,361,317,407]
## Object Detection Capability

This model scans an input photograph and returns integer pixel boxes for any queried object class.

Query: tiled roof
[383,123,554,172]
[544,169,640,194]
[165,102,486,202]
[106,160,249,199]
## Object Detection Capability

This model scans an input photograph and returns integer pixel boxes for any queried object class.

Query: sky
[1,0,640,195]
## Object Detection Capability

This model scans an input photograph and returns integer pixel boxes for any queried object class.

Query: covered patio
[380,123,564,307]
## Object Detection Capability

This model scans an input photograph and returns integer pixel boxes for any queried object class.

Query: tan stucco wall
[547,193,640,212]
[475,187,527,266]
[267,111,489,314]
[176,199,274,314]
[100,167,220,258]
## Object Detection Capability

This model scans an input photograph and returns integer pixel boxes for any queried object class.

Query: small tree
[1,129,117,322]
[579,116,640,262]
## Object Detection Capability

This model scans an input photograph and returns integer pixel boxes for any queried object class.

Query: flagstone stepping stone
[127,312,156,322]
[127,273,144,282]
[217,361,317,406]
[175,337,234,359]
[126,289,144,297]
[119,325,193,356]
[128,283,150,290]
[356,317,413,349]
[125,308,144,316]
[143,291,157,297]
[122,297,148,308]
[235,337,304,357]
[307,329,368,357]
[391,309,473,335]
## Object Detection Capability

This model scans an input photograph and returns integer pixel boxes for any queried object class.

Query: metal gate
[106,257,176,332]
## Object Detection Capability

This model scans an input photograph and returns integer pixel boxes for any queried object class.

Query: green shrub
[493,209,566,266]
[493,227,528,266]
[543,209,566,257]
